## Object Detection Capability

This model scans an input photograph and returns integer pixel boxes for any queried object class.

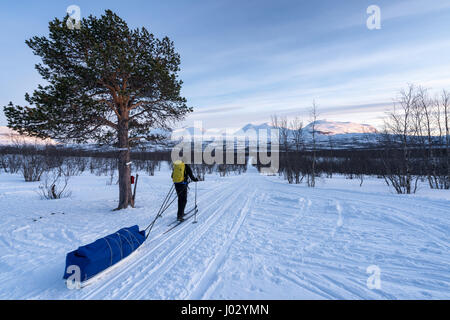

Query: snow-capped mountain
[237,120,377,135]
[230,120,379,148]
[233,123,273,139]
[304,120,377,135]
[0,126,57,146]
[0,120,378,149]
[169,120,378,143]
[236,120,377,136]
[239,123,272,132]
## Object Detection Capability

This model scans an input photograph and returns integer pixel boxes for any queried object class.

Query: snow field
[0,163,448,299]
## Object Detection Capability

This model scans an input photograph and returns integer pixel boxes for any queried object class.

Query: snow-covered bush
[38,168,72,199]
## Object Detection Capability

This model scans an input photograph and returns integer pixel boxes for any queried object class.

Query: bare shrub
[38,168,72,199]
[22,154,47,182]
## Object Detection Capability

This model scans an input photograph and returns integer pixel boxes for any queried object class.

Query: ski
[163,207,198,234]
[167,206,198,226]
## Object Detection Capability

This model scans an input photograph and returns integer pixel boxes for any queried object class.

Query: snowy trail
[82,176,251,299]
[188,189,256,299]
[0,166,449,299]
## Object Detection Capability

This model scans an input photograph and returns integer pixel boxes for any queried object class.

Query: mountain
[0,126,57,146]
[162,120,378,144]
[0,120,378,149]
[230,120,380,148]
[304,120,377,135]
[233,123,273,139]
[239,123,272,132]
[236,120,377,137]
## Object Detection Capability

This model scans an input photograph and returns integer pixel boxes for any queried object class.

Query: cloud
[382,0,450,20]
[193,105,243,115]
[183,60,450,129]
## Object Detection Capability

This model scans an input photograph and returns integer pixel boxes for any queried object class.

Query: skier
[172,159,198,221]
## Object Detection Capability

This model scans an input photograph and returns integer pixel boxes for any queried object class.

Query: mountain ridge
[235,120,378,136]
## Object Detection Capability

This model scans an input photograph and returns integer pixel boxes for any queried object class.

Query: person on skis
[172,158,198,222]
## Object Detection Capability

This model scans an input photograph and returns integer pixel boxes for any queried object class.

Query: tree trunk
[116,113,132,210]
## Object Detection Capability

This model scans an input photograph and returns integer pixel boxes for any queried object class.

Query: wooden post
[131,173,139,208]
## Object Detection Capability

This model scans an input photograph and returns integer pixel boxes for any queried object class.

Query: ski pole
[145,184,175,239]
[193,181,198,224]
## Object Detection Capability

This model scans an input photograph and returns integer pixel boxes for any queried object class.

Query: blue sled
[63,225,145,282]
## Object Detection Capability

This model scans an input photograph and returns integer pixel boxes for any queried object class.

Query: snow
[304,120,377,135]
[0,120,379,150]
[0,165,449,299]
[168,120,378,144]
[235,120,377,137]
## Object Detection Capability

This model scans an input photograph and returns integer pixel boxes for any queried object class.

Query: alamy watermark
[170,121,280,174]
[66,264,81,289]
[366,265,381,289]
[367,5,381,30]
[66,5,81,30]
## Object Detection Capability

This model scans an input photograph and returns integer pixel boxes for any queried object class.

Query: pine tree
[4,10,192,209]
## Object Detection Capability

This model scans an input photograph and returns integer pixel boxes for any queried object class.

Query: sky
[1,0,450,132]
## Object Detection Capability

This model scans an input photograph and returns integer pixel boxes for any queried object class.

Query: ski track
[188,188,256,299]
[85,178,246,299]
[0,168,449,299]
[195,175,449,299]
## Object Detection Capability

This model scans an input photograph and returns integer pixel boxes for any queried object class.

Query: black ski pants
[175,183,188,219]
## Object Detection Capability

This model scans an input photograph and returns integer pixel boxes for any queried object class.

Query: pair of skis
[163,205,198,234]
[164,181,198,234]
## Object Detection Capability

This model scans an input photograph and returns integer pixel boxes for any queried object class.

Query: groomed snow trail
[0,166,449,299]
